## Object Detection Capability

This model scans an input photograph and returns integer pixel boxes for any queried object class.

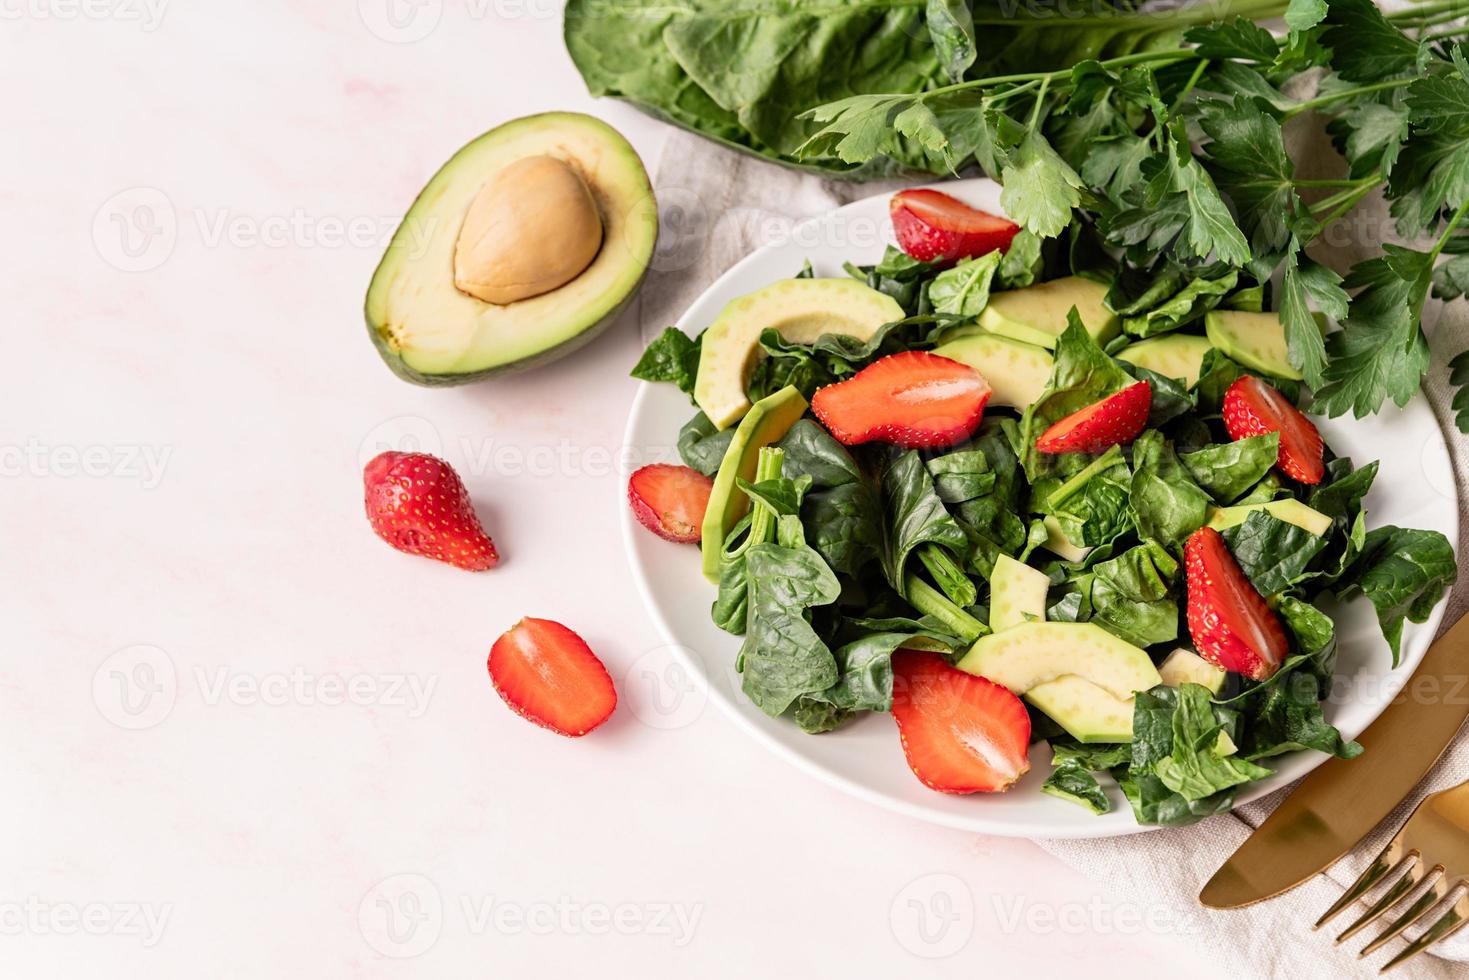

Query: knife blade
[1200,611,1469,909]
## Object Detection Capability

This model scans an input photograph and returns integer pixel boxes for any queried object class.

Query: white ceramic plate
[620,178,1460,838]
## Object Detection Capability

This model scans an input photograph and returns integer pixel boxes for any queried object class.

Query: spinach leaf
[1125,365,1194,427]
[926,450,996,503]
[1153,684,1273,799]
[1130,430,1211,549]
[880,451,970,595]
[1338,525,1457,664]
[805,482,884,578]
[631,327,702,396]
[1088,540,1180,648]
[1241,670,1362,761]
[777,419,862,489]
[946,421,1030,572]
[929,250,1003,318]
[678,412,736,476]
[739,543,842,717]
[1047,449,1134,550]
[1222,512,1329,596]
[1110,264,1238,338]
[926,0,976,83]
[997,230,1045,288]
[1042,765,1110,814]
[1180,432,1280,503]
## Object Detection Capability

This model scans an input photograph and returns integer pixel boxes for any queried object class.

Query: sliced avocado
[700,386,808,580]
[1027,676,1136,743]
[978,276,1120,350]
[1213,730,1239,756]
[1204,310,1304,380]
[1040,514,1091,563]
[694,279,903,430]
[1116,335,1214,387]
[366,112,657,385]
[958,623,1161,701]
[932,333,1054,411]
[1207,498,1332,536]
[989,554,1050,631]
[1157,648,1227,694]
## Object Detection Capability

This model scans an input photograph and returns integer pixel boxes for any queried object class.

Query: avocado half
[365,112,658,385]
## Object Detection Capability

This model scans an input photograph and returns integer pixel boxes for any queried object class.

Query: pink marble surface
[2,4,1234,976]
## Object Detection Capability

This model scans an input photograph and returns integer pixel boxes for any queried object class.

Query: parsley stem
[1282,79,1413,118]
[1387,0,1469,22]
[1306,184,1379,242]
[1026,76,1051,132]
[1429,198,1469,263]
[913,50,1199,102]
[1167,58,1210,118]
[1293,176,1380,189]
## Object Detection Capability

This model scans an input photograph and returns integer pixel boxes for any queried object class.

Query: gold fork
[1315,780,1469,972]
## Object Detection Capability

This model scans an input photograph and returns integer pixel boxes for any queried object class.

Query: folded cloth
[637,127,1469,977]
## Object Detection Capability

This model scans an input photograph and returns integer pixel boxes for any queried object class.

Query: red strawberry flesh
[628,464,713,544]
[488,618,617,737]
[1222,375,1324,484]
[811,351,991,449]
[890,189,1021,265]
[1185,527,1288,681]
[363,451,497,571]
[890,649,1031,794]
[1035,380,1152,455]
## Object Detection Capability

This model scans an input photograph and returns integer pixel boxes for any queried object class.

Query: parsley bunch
[799,0,1469,426]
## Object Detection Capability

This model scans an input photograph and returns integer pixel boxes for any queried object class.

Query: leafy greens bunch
[633,251,1456,825]
[571,0,1469,426]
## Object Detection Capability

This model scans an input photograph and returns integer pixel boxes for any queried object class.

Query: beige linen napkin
[634,127,1469,976]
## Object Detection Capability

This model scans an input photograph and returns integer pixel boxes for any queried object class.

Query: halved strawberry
[628,464,713,544]
[890,189,1021,264]
[488,618,617,737]
[1222,375,1324,485]
[1185,527,1289,681]
[890,649,1031,794]
[1035,381,1151,455]
[364,451,498,571]
[811,351,990,448]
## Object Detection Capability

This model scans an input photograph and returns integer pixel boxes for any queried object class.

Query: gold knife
[1200,611,1469,909]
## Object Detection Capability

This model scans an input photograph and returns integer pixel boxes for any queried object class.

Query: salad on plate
[626,188,1456,827]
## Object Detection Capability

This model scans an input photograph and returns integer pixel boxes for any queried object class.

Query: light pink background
[3,2,1232,975]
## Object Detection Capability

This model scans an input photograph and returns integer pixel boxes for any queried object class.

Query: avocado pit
[453,154,604,305]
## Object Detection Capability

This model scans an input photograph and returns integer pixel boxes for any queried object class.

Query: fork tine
[1316,840,1405,930]
[1380,889,1469,974]
[1358,871,1447,957]
[1337,856,1426,943]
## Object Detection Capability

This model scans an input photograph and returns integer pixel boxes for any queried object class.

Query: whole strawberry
[364,451,498,571]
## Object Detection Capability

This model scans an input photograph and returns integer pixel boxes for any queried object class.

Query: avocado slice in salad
[978,276,1120,350]
[982,560,1140,743]
[931,332,1053,410]
[1207,498,1332,536]
[700,385,809,581]
[1158,648,1227,695]
[988,555,1050,631]
[694,278,903,429]
[365,112,657,385]
[1039,514,1091,563]
[1116,334,1214,387]
[1204,310,1304,381]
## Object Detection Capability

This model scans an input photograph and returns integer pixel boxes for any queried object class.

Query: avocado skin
[365,111,657,386]
[363,275,647,387]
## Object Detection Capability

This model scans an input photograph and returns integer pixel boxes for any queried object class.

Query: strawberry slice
[890,189,1021,264]
[1222,375,1324,485]
[811,351,991,448]
[488,618,617,737]
[364,451,498,571]
[628,464,713,544]
[891,650,1031,794]
[1035,380,1151,455]
[1185,527,1289,681]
